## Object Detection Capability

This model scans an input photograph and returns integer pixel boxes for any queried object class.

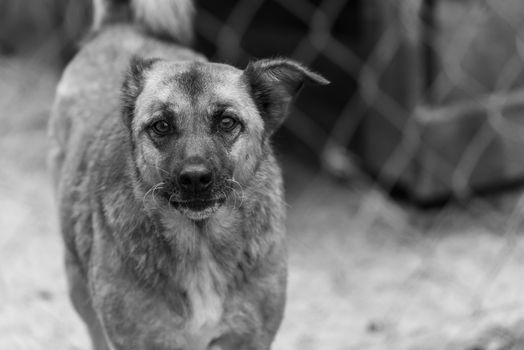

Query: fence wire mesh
[196,3,524,346]
[2,0,524,349]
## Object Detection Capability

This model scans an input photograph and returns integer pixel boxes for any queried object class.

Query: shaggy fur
[48,1,327,349]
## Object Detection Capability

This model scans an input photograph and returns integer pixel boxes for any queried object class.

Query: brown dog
[48,1,328,349]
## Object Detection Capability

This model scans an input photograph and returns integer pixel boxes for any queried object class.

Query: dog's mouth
[169,197,226,221]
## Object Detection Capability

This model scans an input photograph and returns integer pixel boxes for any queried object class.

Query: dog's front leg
[88,235,188,350]
[65,250,112,350]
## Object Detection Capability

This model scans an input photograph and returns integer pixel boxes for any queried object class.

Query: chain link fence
[2,0,524,349]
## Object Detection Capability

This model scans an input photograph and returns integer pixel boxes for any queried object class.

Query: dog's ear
[122,56,161,128]
[243,58,329,134]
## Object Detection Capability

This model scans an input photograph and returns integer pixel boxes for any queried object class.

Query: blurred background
[3,0,524,349]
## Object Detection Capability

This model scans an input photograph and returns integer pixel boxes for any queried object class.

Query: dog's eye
[151,120,172,136]
[218,116,238,132]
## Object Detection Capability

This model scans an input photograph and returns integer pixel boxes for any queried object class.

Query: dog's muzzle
[168,158,226,220]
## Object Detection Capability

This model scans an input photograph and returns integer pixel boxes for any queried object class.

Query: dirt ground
[3,57,524,350]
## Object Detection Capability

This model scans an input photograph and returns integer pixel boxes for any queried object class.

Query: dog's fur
[48,1,327,349]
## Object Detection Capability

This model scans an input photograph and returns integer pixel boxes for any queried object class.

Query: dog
[48,0,328,349]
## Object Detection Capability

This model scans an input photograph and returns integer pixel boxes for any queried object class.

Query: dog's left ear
[122,55,162,128]
[243,58,329,134]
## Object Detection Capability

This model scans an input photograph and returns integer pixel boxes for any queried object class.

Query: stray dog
[48,0,328,349]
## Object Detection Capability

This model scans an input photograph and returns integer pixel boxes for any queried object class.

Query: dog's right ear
[122,56,161,128]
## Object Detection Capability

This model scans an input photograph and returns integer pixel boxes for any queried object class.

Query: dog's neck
[158,203,243,278]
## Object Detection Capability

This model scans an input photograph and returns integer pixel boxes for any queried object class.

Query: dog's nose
[179,164,213,193]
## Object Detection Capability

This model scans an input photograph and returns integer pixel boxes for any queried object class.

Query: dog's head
[122,57,328,221]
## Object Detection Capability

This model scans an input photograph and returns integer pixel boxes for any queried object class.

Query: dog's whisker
[168,192,178,205]
[151,183,166,208]
[228,178,247,208]
[222,183,240,209]
[225,179,245,208]
[153,158,171,177]
[142,182,166,209]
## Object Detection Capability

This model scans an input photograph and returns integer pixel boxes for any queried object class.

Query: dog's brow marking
[177,65,205,100]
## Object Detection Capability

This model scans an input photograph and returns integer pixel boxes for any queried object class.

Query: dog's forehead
[147,61,247,101]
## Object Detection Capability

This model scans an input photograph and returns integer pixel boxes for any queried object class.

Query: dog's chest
[181,243,227,350]
[185,244,223,333]
[162,215,228,347]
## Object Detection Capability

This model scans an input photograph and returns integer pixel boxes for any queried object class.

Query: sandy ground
[3,57,524,350]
